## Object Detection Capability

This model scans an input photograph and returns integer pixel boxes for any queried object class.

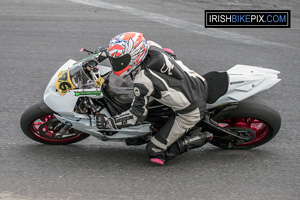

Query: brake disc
[38,118,60,139]
[226,127,256,144]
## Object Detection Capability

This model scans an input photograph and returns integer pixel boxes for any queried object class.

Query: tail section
[207,65,280,108]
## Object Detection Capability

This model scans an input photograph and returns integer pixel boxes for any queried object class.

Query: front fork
[54,124,71,138]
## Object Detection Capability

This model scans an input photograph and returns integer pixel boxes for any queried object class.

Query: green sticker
[73,53,99,65]
[74,91,102,96]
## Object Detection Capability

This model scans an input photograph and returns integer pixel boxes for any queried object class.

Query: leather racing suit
[102,41,208,157]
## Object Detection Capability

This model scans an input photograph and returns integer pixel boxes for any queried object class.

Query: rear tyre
[209,99,281,149]
[20,101,89,145]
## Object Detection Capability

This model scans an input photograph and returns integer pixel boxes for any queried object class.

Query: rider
[95,32,213,165]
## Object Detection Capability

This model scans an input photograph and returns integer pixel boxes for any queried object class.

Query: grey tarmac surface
[0,0,299,199]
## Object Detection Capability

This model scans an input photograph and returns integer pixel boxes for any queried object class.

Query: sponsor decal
[133,87,141,97]
[74,91,102,96]
[152,148,162,153]
[65,121,73,126]
[115,115,134,125]
[160,63,174,75]
[230,81,244,85]
[205,10,290,28]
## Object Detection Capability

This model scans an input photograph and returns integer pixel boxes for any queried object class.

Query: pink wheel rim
[220,117,270,146]
[29,114,86,143]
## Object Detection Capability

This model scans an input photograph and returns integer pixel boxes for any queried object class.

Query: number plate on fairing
[55,69,75,95]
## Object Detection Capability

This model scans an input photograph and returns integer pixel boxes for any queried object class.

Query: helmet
[107,32,148,76]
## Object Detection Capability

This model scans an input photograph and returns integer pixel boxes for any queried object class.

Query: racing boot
[146,141,167,165]
[165,129,213,161]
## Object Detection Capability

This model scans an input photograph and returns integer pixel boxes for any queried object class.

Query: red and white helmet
[107,32,148,76]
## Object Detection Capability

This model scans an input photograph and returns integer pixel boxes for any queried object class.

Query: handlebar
[80,48,95,55]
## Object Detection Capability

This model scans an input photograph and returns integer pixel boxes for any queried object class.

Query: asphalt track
[0,0,300,199]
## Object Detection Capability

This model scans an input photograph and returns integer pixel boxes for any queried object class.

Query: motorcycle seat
[203,71,229,104]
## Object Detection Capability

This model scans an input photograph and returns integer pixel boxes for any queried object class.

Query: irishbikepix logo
[205,10,290,28]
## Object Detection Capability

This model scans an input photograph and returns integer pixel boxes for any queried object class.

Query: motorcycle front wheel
[20,101,90,145]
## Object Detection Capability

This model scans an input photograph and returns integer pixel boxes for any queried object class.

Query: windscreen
[69,64,95,89]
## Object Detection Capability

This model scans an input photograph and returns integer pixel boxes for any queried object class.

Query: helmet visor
[109,53,131,73]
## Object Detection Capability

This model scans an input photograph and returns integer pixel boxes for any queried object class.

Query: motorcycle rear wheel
[20,101,90,145]
[209,99,281,149]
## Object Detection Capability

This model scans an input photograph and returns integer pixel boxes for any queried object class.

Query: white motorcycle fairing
[207,64,280,108]
[43,60,280,141]
[44,59,151,140]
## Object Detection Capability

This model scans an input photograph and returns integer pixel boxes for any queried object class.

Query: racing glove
[96,114,118,130]
[95,47,108,63]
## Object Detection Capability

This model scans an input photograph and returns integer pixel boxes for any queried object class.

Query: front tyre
[20,101,89,145]
[209,99,281,149]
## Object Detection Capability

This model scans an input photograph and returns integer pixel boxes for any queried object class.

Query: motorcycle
[20,48,281,150]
